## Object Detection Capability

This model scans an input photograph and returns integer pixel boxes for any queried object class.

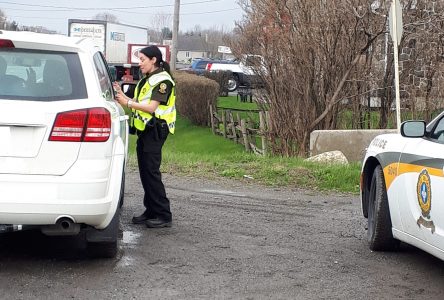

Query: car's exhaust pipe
[41,217,81,236]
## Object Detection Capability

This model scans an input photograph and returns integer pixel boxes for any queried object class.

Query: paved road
[0,171,443,299]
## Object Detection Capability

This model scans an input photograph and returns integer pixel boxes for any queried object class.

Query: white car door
[399,118,444,249]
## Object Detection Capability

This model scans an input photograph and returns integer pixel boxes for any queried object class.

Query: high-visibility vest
[131,71,176,134]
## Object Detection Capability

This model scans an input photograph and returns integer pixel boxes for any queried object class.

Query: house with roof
[176,35,213,63]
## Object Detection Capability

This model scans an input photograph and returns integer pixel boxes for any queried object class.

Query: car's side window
[93,53,114,101]
[430,117,444,142]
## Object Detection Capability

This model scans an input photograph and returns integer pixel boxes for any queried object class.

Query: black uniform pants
[136,120,171,222]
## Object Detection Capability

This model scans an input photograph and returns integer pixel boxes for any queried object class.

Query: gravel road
[0,170,443,299]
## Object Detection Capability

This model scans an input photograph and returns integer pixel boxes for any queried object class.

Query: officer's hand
[115,92,127,106]
[113,81,122,93]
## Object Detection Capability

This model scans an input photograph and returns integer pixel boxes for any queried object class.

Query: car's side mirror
[401,120,426,138]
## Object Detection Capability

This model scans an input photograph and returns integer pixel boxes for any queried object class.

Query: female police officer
[114,45,176,228]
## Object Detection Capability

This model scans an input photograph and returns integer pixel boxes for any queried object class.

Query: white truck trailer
[68,19,167,81]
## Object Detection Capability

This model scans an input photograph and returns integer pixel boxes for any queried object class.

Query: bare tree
[149,12,172,43]
[398,0,444,122]
[0,9,6,29]
[231,0,444,156]
[232,0,388,156]
[94,12,119,23]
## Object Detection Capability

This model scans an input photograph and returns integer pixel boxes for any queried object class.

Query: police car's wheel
[367,165,399,251]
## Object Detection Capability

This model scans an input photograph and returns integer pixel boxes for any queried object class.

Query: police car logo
[159,83,167,94]
[141,87,146,94]
[416,169,435,233]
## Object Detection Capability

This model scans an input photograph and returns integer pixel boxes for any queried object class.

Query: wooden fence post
[231,111,238,143]
[241,119,250,152]
[236,113,241,144]
[259,111,266,155]
[222,110,227,138]
[210,106,215,134]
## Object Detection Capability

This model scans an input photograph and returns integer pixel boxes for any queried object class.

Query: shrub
[174,71,219,126]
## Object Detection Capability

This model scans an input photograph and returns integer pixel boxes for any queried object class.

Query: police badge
[416,169,435,233]
[159,83,167,94]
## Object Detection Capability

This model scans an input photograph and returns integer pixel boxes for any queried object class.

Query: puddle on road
[116,230,141,268]
[122,230,141,246]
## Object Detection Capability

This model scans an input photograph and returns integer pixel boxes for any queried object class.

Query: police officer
[114,45,176,228]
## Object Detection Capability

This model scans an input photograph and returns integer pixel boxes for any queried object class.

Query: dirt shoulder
[0,170,442,299]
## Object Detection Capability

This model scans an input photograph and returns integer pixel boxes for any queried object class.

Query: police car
[0,30,128,257]
[361,113,444,260]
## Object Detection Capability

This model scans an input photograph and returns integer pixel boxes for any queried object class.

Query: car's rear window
[0,49,87,101]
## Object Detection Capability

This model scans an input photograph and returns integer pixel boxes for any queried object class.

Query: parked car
[0,30,128,258]
[361,113,444,261]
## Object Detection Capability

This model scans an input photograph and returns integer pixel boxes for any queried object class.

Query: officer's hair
[140,46,172,77]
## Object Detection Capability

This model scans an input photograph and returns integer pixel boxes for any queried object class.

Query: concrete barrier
[309,129,397,162]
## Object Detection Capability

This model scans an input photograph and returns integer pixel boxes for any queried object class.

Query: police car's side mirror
[401,120,426,138]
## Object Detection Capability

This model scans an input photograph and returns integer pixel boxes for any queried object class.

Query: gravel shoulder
[0,170,443,299]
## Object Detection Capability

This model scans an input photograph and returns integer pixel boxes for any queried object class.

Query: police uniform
[131,68,176,226]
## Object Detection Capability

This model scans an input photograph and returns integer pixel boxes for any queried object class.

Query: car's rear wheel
[367,165,399,251]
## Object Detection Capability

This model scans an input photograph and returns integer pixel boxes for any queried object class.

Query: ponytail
[160,61,172,77]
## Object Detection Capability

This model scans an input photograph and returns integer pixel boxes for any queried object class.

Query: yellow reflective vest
[131,71,176,134]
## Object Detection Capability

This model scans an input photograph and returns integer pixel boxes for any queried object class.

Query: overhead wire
[0,0,225,10]
[1,0,242,30]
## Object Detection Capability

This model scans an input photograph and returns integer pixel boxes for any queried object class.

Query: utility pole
[171,0,180,71]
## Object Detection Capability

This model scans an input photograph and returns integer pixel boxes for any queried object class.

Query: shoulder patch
[158,83,167,94]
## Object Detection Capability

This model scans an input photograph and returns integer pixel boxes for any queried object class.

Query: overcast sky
[0,0,244,34]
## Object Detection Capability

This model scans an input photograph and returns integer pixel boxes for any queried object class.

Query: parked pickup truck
[180,58,232,75]
[206,55,265,92]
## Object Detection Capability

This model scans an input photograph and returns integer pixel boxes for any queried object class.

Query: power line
[112,7,240,15]
[0,0,223,10]
[5,7,241,18]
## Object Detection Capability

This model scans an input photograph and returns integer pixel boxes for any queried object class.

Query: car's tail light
[49,108,111,142]
[0,39,15,48]
[83,108,111,142]
[206,63,212,70]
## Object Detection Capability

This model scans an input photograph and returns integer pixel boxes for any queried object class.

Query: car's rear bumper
[0,156,123,229]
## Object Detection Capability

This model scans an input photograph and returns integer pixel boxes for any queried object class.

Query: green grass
[217,96,259,111]
[128,115,361,194]
[217,95,261,127]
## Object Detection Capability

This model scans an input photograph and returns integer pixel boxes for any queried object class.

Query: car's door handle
[119,115,129,121]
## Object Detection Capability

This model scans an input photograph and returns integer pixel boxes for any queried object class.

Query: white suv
[0,30,128,258]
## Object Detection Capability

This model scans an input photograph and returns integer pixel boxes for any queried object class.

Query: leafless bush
[231,0,388,156]
[230,0,444,156]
